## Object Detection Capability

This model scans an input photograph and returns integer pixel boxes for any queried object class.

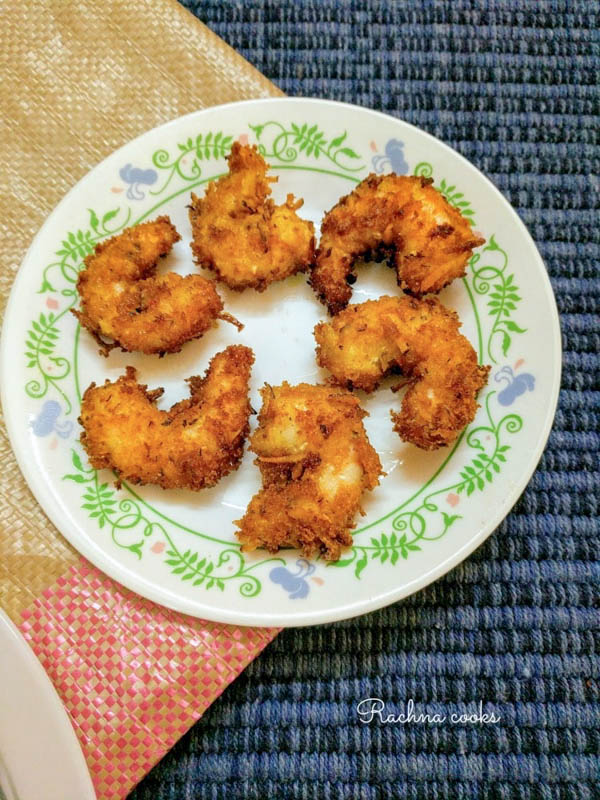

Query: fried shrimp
[79,345,254,490]
[235,383,382,560]
[314,296,490,450]
[188,143,315,291]
[74,216,239,355]
[311,174,485,314]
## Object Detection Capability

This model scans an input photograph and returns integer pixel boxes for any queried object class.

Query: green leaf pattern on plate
[151,131,234,195]
[250,121,365,172]
[470,236,527,364]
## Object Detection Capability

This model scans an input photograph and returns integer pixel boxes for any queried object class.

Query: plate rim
[0,97,562,627]
[0,610,96,800]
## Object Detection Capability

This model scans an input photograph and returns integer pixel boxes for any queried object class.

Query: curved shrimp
[314,296,490,450]
[235,382,382,560]
[311,174,485,314]
[79,345,254,491]
[74,216,239,355]
[188,143,315,291]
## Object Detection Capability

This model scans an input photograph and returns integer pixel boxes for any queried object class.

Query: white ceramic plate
[0,99,561,627]
[0,611,95,800]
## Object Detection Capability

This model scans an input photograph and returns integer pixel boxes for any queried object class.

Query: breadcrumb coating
[314,295,490,450]
[311,174,485,314]
[189,143,315,291]
[74,216,236,356]
[79,345,254,490]
[235,382,383,561]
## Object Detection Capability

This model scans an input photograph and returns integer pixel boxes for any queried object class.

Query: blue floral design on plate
[495,365,535,406]
[119,164,158,200]
[30,400,73,438]
[269,558,316,599]
[372,138,409,174]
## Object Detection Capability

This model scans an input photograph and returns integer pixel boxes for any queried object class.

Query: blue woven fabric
[130,2,599,798]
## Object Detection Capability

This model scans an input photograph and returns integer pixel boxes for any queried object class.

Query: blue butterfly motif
[30,400,73,438]
[495,366,535,406]
[269,558,316,599]
[119,164,158,200]
[372,138,409,175]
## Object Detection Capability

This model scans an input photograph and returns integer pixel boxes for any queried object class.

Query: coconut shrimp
[188,143,315,291]
[74,216,239,355]
[79,345,254,491]
[235,383,382,560]
[311,174,485,314]
[314,296,490,450]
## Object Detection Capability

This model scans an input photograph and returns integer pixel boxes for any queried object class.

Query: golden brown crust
[79,345,254,490]
[311,174,485,314]
[234,382,383,560]
[314,295,490,450]
[188,143,315,291]
[74,216,230,355]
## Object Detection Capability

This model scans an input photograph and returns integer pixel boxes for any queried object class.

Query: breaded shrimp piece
[188,143,315,291]
[235,383,382,560]
[79,345,254,490]
[74,216,238,355]
[311,174,485,314]
[314,296,490,450]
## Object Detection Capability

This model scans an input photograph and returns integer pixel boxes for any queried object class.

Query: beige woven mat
[0,0,283,624]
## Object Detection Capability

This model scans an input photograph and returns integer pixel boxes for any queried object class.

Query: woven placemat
[0,2,282,798]
[127,2,599,799]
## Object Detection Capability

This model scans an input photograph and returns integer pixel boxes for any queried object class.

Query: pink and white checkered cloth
[20,558,279,799]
